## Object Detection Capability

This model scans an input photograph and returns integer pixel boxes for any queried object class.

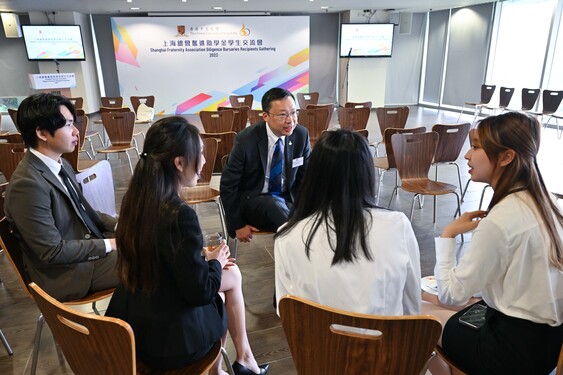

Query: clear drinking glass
[204,232,223,253]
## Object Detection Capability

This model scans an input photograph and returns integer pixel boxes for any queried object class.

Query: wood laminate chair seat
[96,111,138,174]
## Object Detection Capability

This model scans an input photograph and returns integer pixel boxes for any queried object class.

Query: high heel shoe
[232,361,269,375]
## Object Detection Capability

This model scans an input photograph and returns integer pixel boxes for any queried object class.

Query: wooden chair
[279,295,442,375]
[100,96,123,108]
[431,123,471,194]
[519,88,541,111]
[0,142,25,181]
[457,84,496,122]
[391,131,461,222]
[482,86,514,114]
[374,106,409,155]
[100,106,146,153]
[96,111,138,174]
[200,110,235,134]
[67,96,84,110]
[0,218,114,375]
[130,95,155,114]
[338,106,370,131]
[306,103,334,130]
[180,138,227,240]
[528,90,563,139]
[200,132,236,174]
[247,109,264,126]
[0,182,7,218]
[344,101,372,109]
[7,108,18,132]
[0,133,24,143]
[296,92,319,109]
[28,282,222,375]
[219,106,249,133]
[374,127,426,207]
[229,94,253,108]
[298,107,331,147]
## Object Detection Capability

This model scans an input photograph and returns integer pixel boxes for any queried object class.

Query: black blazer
[220,121,311,237]
[106,201,227,368]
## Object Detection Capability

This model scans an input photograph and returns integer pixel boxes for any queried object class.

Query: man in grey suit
[220,88,311,243]
[4,93,118,302]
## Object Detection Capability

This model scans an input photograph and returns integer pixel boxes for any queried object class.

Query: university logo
[176,25,188,37]
[239,24,250,36]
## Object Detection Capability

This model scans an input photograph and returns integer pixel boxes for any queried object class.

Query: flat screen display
[21,25,86,61]
[340,23,395,58]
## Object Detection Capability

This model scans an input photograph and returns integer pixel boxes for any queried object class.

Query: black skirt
[442,301,563,375]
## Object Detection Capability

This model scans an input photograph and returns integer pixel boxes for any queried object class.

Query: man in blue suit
[220,88,311,243]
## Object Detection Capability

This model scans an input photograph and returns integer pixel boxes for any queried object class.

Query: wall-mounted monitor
[21,25,86,61]
[340,23,395,58]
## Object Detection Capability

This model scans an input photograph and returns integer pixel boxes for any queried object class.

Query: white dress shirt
[435,191,563,326]
[261,124,286,194]
[275,208,421,316]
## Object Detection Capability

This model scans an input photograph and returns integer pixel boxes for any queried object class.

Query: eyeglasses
[266,110,298,121]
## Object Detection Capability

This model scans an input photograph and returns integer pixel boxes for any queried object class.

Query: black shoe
[232,361,269,375]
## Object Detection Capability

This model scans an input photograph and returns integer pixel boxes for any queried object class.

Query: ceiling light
[321,6,330,9]
[182,0,187,2]
[213,6,223,10]
[130,7,140,10]
[126,0,132,3]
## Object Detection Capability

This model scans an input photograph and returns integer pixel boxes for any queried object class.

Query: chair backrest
[498,87,515,108]
[0,218,33,299]
[100,96,123,108]
[344,101,372,109]
[279,295,442,375]
[521,88,540,111]
[200,132,236,173]
[338,107,371,131]
[67,97,84,110]
[306,103,334,130]
[199,137,218,183]
[229,94,253,108]
[200,110,235,133]
[0,143,26,181]
[248,109,264,126]
[431,123,470,164]
[391,131,439,181]
[541,90,563,114]
[129,95,155,114]
[479,84,496,104]
[382,127,426,169]
[355,129,369,140]
[218,106,249,133]
[298,107,331,147]
[101,111,136,145]
[0,182,6,219]
[28,282,136,375]
[375,106,409,135]
[100,106,131,114]
[296,92,319,109]
[7,108,18,132]
[0,133,24,143]
[62,113,89,173]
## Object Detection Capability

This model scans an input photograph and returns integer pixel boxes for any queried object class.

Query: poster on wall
[112,16,310,115]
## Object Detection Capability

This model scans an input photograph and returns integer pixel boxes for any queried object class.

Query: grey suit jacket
[4,151,117,300]
[220,121,311,236]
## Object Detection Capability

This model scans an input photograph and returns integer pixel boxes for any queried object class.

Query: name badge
[292,157,304,168]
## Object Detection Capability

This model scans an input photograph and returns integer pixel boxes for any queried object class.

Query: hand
[108,238,117,251]
[204,241,230,268]
[235,225,259,242]
[222,258,237,270]
[441,210,487,238]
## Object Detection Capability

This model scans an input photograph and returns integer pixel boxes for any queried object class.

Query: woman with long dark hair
[106,117,267,375]
[275,129,421,315]
[425,112,563,374]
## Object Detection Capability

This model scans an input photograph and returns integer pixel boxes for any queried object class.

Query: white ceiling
[1,0,493,15]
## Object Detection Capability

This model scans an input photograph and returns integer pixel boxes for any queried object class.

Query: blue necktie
[269,138,283,195]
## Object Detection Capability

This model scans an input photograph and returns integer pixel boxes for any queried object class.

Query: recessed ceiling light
[130,7,140,10]
[182,0,187,2]
[213,6,223,10]
[126,0,132,3]
[321,6,330,9]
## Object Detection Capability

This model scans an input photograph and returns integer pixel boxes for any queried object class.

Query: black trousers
[442,301,563,375]
[241,193,292,232]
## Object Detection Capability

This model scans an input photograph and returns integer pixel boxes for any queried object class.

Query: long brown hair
[477,112,563,270]
[116,117,202,294]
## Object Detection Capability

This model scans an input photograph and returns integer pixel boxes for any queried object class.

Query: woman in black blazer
[106,117,267,375]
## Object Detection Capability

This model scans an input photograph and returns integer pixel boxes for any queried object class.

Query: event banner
[112,16,310,114]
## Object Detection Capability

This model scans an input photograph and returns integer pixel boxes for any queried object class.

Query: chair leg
[31,314,45,375]
[409,194,418,221]
[376,169,386,205]
[125,152,134,175]
[460,179,471,202]
[0,328,13,356]
[386,171,399,209]
[221,347,235,375]
[478,184,491,210]
[457,104,466,123]
[92,301,101,315]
